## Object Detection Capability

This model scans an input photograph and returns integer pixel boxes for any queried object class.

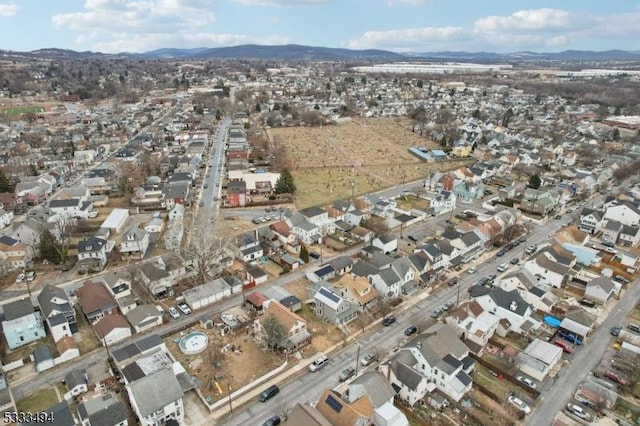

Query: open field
[16,387,59,413]
[268,118,433,167]
[2,106,45,115]
[291,160,471,208]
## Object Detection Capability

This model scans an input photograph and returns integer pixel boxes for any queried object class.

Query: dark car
[404,325,418,336]
[579,298,596,308]
[262,415,281,426]
[309,251,321,259]
[554,215,562,220]
[407,235,418,242]
[510,257,520,265]
[611,326,622,336]
[383,316,396,326]
[259,385,280,402]
[487,274,497,283]
[496,250,506,257]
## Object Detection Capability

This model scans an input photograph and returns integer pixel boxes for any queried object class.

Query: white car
[497,263,509,272]
[361,353,376,366]
[516,375,536,389]
[88,211,99,218]
[467,266,478,274]
[177,303,192,315]
[15,273,25,283]
[566,403,589,420]
[508,396,531,414]
[168,307,180,319]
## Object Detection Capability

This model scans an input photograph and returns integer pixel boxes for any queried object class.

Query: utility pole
[355,344,361,375]
[456,281,460,306]
[227,384,233,413]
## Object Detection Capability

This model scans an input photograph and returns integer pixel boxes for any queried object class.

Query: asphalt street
[221,207,568,425]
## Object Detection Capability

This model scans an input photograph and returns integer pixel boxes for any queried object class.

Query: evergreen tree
[299,245,309,263]
[275,168,296,194]
[0,168,12,193]
[528,174,542,189]
[39,229,63,264]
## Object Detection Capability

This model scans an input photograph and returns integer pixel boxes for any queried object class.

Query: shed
[245,292,268,311]
[559,318,590,340]
[183,279,231,310]
[33,345,55,372]
[101,208,129,234]
[516,338,562,381]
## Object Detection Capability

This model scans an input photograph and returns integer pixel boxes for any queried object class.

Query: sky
[0,0,639,54]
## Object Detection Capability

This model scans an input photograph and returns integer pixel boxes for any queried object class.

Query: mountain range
[17,44,640,62]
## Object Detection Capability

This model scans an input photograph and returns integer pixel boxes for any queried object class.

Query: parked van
[309,355,329,372]
[259,385,280,402]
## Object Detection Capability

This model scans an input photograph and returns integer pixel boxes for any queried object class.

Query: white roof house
[517,338,563,381]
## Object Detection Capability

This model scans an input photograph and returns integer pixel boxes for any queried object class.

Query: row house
[469,286,539,334]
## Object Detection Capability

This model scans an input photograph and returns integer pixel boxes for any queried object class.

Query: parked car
[26,271,36,282]
[496,250,506,257]
[447,277,459,286]
[579,298,596,308]
[497,263,509,272]
[605,370,628,386]
[613,275,630,284]
[554,215,562,220]
[88,211,99,218]
[309,251,321,259]
[431,308,443,318]
[610,326,622,336]
[487,274,497,283]
[516,375,537,389]
[361,353,376,366]
[339,367,356,381]
[309,355,329,372]
[382,316,396,326]
[262,415,281,426]
[566,403,590,420]
[404,325,418,336]
[168,307,180,319]
[553,338,574,354]
[508,396,531,414]
[509,257,520,265]
[259,385,280,402]
[467,266,478,274]
[15,273,25,283]
[177,302,192,315]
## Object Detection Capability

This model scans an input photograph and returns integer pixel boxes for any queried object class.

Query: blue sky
[1,1,639,53]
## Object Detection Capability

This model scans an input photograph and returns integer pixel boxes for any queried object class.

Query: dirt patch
[396,195,429,211]
[73,308,101,354]
[16,387,60,413]
[285,278,311,302]
[165,324,284,405]
[262,260,284,277]
[295,303,345,353]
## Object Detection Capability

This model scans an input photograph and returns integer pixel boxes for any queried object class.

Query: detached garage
[517,338,563,381]
[183,279,231,310]
[101,208,129,234]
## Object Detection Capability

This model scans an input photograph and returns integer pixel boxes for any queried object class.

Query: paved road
[222,209,566,425]
[526,280,640,426]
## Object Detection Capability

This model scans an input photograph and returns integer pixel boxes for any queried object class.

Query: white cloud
[348,27,466,51]
[52,0,215,33]
[387,0,427,6]
[473,8,587,33]
[0,3,18,17]
[92,32,290,53]
[233,0,330,5]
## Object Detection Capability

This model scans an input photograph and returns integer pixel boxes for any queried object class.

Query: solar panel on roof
[326,394,343,413]
[319,287,340,303]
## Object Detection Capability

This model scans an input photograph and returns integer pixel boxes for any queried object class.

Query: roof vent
[510,301,518,311]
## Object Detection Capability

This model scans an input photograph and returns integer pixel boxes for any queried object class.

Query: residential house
[349,371,409,426]
[328,256,353,275]
[65,369,88,397]
[33,345,55,372]
[424,172,455,192]
[287,403,332,426]
[372,234,397,254]
[602,220,623,245]
[25,401,76,426]
[333,273,379,311]
[120,228,150,259]
[226,181,247,207]
[517,339,563,381]
[254,299,311,350]
[100,270,133,299]
[49,198,87,218]
[313,287,358,326]
[77,237,108,273]
[523,246,576,288]
[76,281,118,323]
[163,220,183,251]
[585,277,617,305]
[604,202,640,227]
[237,233,263,263]
[379,323,474,405]
[1,299,45,350]
[126,368,184,426]
[580,208,604,234]
[0,235,31,271]
[314,389,373,426]
[77,393,129,426]
[428,190,456,215]
[445,301,499,354]
[620,225,640,247]
[469,287,538,334]
[126,305,163,333]
[520,188,559,216]
[498,270,558,313]
[287,213,322,245]
[93,314,131,346]
[299,206,335,236]
[37,284,77,341]
[453,180,484,202]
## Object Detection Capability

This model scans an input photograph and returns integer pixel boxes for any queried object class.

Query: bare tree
[181,212,234,283]
[360,215,390,244]
[274,401,292,422]
[377,296,392,320]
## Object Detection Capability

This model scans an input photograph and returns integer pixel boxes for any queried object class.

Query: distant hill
[143,44,404,61]
[5,45,640,62]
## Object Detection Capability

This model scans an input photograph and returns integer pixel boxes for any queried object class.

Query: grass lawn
[16,388,59,413]
[472,364,514,402]
[3,106,44,115]
[396,195,429,211]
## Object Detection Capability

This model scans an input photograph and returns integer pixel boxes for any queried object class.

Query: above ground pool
[179,331,209,355]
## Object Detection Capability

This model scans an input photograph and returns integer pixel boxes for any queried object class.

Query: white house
[579,208,604,234]
[93,314,131,346]
[372,234,398,254]
[126,368,184,426]
[299,206,335,236]
[428,190,456,215]
[445,301,499,353]
[604,202,640,227]
[516,339,563,381]
[585,277,617,304]
[77,237,108,273]
[380,323,474,405]
[126,305,163,333]
[120,228,150,258]
[469,287,538,334]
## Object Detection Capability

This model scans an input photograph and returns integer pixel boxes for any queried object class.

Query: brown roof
[76,281,116,314]
[262,299,306,333]
[55,336,77,354]
[315,389,373,426]
[335,274,379,305]
[325,207,343,219]
[93,314,129,339]
[351,226,371,238]
[270,221,291,237]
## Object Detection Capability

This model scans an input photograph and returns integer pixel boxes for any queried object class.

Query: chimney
[510,301,518,311]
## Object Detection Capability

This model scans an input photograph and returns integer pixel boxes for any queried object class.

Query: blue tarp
[544,315,561,328]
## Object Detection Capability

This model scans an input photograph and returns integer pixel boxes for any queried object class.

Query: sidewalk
[211,285,433,421]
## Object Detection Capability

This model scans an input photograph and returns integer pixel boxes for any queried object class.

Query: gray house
[313,287,358,325]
